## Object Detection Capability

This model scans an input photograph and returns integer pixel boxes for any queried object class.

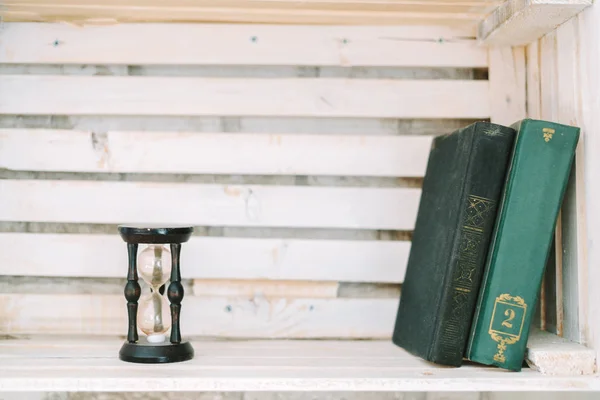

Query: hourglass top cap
[118,225,193,244]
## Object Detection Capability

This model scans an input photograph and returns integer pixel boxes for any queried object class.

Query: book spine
[428,126,515,366]
[466,120,580,371]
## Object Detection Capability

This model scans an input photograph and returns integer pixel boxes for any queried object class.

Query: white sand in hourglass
[137,245,172,343]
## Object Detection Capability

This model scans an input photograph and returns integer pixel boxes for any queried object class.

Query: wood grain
[0,76,491,119]
[0,294,399,338]
[0,336,597,392]
[0,2,488,27]
[0,129,433,177]
[192,279,339,298]
[488,46,527,125]
[0,180,421,229]
[0,233,410,283]
[0,23,486,67]
[554,17,589,344]
[478,0,592,46]
[574,2,599,354]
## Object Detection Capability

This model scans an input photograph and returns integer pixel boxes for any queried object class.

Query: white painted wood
[0,180,420,230]
[554,17,589,345]
[526,40,545,331]
[0,233,410,283]
[539,30,559,122]
[526,41,541,120]
[0,336,598,392]
[576,1,600,357]
[525,329,596,375]
[0,129,433,177]
[0,294,398,338]
[478,0,592,46]
[0,76,491,119]
[193,279,339,298]
[0,23,487,68]
[488,46,527,125]
[539,29,564,336]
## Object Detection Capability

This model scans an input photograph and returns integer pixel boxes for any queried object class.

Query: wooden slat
[526,41,541,120]
[0,4,485,27]
[1,0,501,12]
[0,75,491,119]
[0,129,433,177]
[192,279,339,298]
[488,46,526,125]
[0,337,597,391]
[478,0,592,46]
[0,180,420,230]
[0,233,410,283]
[0,294,398,338]
[0,23,488,67]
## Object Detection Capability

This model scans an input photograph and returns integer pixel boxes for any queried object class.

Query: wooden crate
[0,0,599,392]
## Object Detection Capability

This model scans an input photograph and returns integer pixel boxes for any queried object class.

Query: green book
[465,119,580,371]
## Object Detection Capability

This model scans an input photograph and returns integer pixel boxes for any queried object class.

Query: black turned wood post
[125,243,141,343]
[168,243,184,344]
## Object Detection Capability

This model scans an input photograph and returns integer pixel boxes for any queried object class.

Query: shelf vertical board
[576,0,600,358]
[488,46,527,125]
[555,17,585,344]
[478,0,593,46]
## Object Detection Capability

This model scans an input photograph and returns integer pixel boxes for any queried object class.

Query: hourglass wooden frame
[118,225,194,363]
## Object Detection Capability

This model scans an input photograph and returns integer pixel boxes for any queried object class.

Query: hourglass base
[119,337,194,363]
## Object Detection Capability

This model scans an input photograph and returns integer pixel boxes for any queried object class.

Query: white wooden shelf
[0,334,598,392]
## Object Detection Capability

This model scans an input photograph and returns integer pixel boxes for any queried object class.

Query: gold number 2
[502,309,516,328]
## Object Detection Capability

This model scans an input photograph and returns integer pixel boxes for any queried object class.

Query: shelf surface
[1,337,598,392]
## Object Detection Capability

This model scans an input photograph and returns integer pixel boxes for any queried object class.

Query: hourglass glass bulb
[138,245,171,287]
[138,292,171,342]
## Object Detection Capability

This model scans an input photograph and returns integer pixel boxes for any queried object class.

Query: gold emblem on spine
[489,294,527,363]
[543,128,555,142]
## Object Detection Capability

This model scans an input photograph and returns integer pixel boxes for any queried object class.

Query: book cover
[465,119,580,371]
[392,122,516,366]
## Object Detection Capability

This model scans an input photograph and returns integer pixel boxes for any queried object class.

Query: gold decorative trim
[488,294,527,363]
[543,127,555,142]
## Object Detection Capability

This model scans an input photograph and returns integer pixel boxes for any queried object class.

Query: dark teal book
[392,122,516,366]
[466,119,580,371]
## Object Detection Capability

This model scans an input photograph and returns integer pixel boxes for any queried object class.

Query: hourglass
[118,225,194,363]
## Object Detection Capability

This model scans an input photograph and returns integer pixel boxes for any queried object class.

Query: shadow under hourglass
[117,225,195,363]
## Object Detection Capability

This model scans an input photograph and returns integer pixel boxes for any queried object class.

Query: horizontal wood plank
[0,5,484,27]
[1,0,501,12]
[0,23,487,67]
[192,279,339,298]
[0,294,398,338]
[0,233,410,283]
[0,75,491,119]
[0,180,421,230]
[478,0,592,46]
[0,129,432,177]
[0,337,597,391]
